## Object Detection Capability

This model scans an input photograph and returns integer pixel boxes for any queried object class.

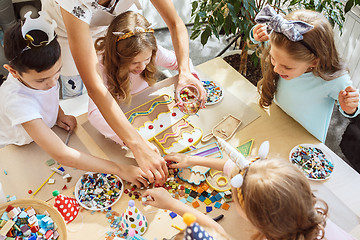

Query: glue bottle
[0,181,7,204]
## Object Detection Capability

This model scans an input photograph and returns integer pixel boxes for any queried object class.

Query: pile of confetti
[290,145,334,180]
[0,206,60,239]
[76,173,123,210]
[202,80,223,105]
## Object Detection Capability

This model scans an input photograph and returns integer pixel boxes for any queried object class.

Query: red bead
[188,138,193,143]
[160,124,163,128]
[172,113,176,117]
[148,125,154,129]
[131,187,136,191]
[28,190,33,194]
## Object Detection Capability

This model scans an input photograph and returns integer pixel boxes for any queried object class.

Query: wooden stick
[32,164,62,196]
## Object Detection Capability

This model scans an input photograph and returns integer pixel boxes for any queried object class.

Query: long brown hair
[238,159,328,240]
[257,9,347,108]
[95,11,157,104]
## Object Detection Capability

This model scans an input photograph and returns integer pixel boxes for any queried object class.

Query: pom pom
[128,229,135,237]
[231,174,244,188]
[183,213,196,226]
[128,200,135,207]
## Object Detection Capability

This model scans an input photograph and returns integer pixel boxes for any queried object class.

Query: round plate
[0,199,67,239]
[75,172,123,211]
[289,144,334,181]
[202,80,224,105]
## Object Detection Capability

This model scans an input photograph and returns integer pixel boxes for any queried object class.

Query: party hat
[183,213,214,240]
[53,190,79,224]
[120,200,148,235]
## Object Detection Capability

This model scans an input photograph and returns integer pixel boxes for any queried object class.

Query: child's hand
[56,114,77,132]
[117,164,150,188]
[338,86,359,115]
[253,24,269,42]
[164,153,192,169]
[142,188,176,210]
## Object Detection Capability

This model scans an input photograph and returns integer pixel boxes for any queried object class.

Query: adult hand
[142,187,176,210]
[117,164,150,188]
[164,153,192,169]
[133,142,168,185]
[253,24,269,42]
[176,71,207,108]
[339,86,359,115]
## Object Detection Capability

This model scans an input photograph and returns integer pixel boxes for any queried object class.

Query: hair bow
[255,4,313,41]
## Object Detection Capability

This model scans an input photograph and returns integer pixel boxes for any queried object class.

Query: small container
[176,85,201,115]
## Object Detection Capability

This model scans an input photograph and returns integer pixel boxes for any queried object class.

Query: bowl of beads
[202,80,223,105]
[74,172,123,211]
[0,198,67,239]
[289,144,334,181]
[176,85,201,115]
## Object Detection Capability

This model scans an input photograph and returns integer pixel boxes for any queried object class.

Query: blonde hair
[257,9,347,108]
[237,159,328,240]
[94,11,157,104]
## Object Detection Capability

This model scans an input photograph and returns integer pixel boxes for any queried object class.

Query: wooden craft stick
[32,165,62,196]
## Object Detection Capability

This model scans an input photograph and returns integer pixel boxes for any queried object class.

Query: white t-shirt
[0,75,59,146]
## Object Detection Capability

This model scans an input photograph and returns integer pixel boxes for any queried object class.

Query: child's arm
[56,107,77,132]
[252,24,269,42]
[143,188,228,236]
[164,153,227,171]
[21,119,149,188]
[338,86,359,115]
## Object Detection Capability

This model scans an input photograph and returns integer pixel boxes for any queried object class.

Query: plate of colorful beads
[289,144,334,181]
[75,172,123,211]
[202,80,223,105]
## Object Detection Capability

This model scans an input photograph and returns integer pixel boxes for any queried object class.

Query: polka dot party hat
[183,213,214,240]
[53,190,80,224]
[120,200,148,235]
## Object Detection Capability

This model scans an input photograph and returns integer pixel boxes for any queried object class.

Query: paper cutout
[177,142,223,185]
[125,94,203,154]
[236,139,254,157]
[202,114,242,142]
[206,169,231,192]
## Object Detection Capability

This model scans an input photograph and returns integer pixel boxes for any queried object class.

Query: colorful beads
[202,80,223,105]
[290,145,334,180]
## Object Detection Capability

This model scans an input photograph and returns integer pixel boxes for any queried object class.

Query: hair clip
[113,24,155,42]
[216,137,270,188]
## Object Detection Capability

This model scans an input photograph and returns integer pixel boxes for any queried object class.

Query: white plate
[75,172,123,211]
[289,144,334,181]
[202,80,224,105]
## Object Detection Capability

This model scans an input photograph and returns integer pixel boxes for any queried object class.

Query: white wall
[334,6,360,88]
[140,0,193,29]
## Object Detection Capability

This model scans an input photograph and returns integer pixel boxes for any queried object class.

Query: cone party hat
[120,200,148,235]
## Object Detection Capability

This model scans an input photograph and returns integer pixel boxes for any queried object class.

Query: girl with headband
[87,11,198,145]
[253,5,359,142]
[144,140,355,239]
